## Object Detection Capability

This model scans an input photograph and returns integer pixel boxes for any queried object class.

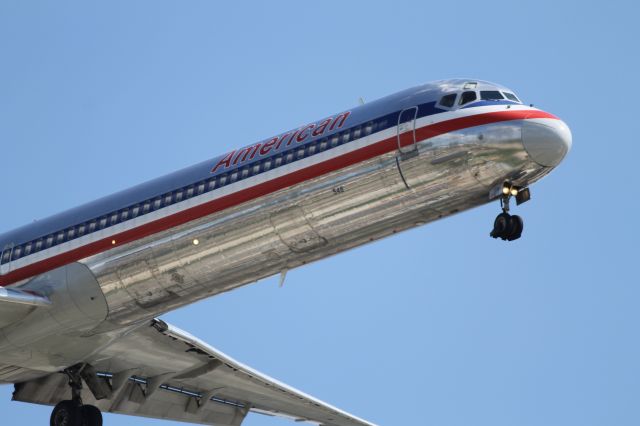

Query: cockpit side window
[480,91,504,100]
[503,92,520,102]
[439,93,457,108]
[459,91,477,105]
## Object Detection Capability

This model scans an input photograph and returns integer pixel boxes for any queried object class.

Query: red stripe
[0,109,558,286]
[415,109,556,143]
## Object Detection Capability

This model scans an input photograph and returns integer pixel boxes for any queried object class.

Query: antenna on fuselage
[279,269,288,287]
[358,97,365,105]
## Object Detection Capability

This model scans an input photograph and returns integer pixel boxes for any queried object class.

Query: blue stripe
[462,100,519,108]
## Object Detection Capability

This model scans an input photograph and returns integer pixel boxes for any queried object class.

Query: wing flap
[14,318,377,426]
[13,372,250,426]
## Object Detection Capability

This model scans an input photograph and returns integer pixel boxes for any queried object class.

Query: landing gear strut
[490,185,525,241]
[50,365,103,426]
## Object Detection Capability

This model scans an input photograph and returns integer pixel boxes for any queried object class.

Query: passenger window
[503,92,520,102]
[480,91,504,100]
[307,143,316,155]
[460,91,477,105]
[439,93,457,108]
[207,178,216,191]
[330,135,339,148]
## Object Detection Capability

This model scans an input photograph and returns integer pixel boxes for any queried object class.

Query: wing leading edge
[13,319,377,426]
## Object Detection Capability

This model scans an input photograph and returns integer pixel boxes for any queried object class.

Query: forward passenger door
[397,107,418,158]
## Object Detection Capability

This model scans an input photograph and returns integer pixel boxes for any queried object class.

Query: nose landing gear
[490,211,523,241]
[490,184,526,241]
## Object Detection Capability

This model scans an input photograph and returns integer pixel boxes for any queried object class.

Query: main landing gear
[490,184,530,241]
[50,366,103,426]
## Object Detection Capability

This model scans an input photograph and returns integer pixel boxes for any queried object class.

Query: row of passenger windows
[439,90,521,108]
[0,116,394,266]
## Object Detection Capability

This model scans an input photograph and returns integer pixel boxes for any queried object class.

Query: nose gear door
[397,107,418,159]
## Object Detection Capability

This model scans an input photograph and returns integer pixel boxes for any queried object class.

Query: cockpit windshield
[459,91,477,105]
[480,91,504,100]
[438,86,522,109]
[439,93,457,108]
[503,92,520,102]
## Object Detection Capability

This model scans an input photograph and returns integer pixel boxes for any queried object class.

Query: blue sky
[0,1,638,425]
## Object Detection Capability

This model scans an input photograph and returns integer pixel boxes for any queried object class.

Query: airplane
[0,79,571,426]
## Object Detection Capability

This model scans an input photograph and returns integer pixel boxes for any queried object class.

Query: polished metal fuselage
[86,119,547,328]
[0,77,565,383]
[0,118,550,383]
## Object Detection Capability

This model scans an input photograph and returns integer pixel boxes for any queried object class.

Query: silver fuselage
[91,114,544,326]
[0,80,570,383]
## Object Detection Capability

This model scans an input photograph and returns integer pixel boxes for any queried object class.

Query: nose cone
[522,118,572,167]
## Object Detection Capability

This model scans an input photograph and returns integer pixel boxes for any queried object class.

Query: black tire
[507,215,524,241]
[50,400,80,426]
[80,405,103,426]
[490,212,511,239]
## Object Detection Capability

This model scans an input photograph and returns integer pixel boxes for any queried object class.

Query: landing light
[193,238,200,246]
[510,188,519,196]
[111,240,116,245]
[502,186,510,195]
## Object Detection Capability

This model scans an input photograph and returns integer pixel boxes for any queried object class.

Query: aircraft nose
[522,118,572,167]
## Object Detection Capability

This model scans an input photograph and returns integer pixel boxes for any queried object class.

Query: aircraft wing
[13,319,376,426]
[0,287,50,328]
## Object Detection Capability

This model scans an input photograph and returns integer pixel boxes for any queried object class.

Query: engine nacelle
[0,263,109,371]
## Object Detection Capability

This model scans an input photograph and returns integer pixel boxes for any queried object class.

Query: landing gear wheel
[490,212,511,239]
[80,405,102,426]
[490,183,527,241]
[506,215,524,241]
[50,400,79,426]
